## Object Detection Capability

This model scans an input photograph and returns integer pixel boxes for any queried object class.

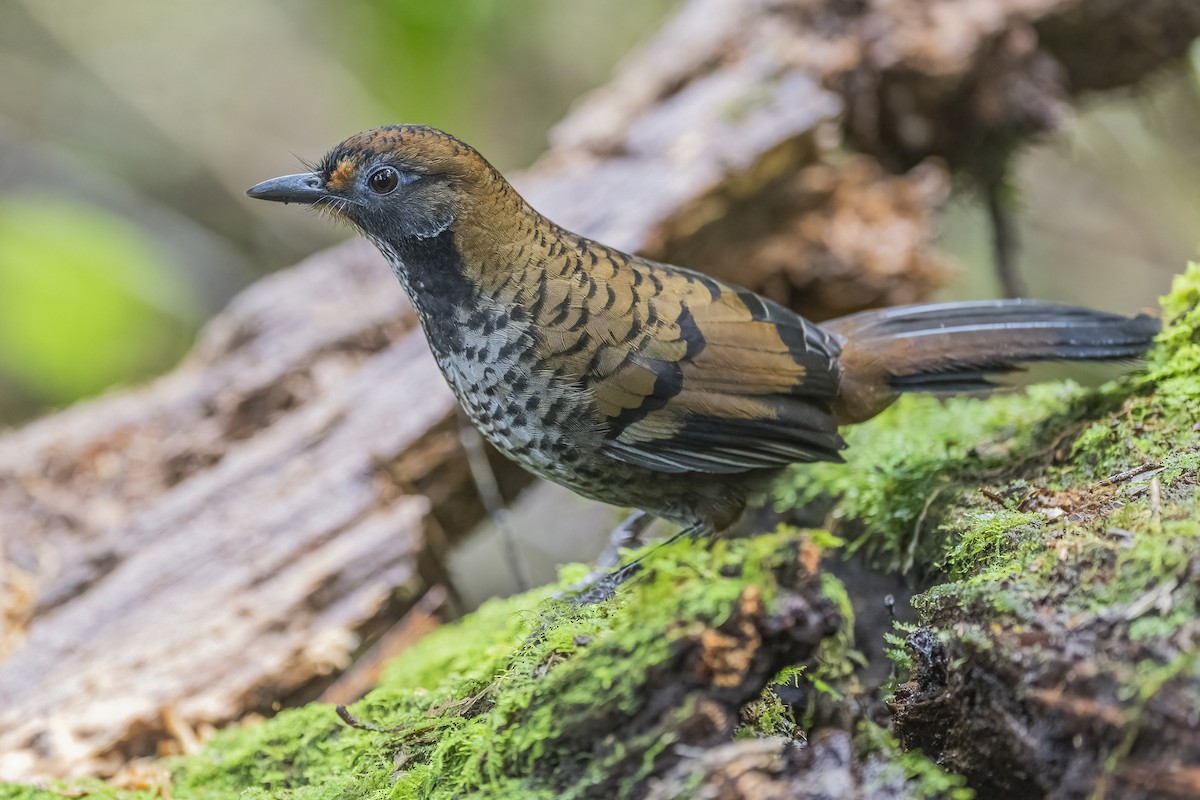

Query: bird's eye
[368,167,400,195]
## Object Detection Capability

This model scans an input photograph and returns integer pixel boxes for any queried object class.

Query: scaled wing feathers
[533,256,847,475]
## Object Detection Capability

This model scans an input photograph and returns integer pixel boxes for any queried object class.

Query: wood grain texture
[0,246,459,778]
[2,0,1195,783]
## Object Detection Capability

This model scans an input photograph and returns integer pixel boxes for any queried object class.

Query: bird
[248,124,1158,581]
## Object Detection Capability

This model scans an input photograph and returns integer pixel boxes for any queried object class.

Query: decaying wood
[0,248,449,778]
[532,577,844,800]
[890,556,1200,799]
[642,732,912,800]
[1,0,1197,785]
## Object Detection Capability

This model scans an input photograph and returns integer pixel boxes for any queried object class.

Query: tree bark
[1,0,1198,790]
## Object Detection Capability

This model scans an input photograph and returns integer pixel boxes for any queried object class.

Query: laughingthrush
[248,125,1158,541]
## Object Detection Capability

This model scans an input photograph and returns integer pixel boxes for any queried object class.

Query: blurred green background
[0,0,1197,426]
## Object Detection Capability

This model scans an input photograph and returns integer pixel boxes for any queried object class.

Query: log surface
[2,0,1197,786]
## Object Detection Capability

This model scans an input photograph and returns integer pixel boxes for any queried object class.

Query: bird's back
[382,203,847,530]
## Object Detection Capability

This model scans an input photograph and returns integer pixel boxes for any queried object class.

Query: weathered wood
[2,0,1197,787]
[0,255,454,777]
[523,0,953,317]
[1,242,417,631]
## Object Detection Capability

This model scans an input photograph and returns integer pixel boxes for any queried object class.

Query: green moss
[11,265,1200,799]
[787,263,1200,584]
[776,264,1200,790]
[857,721,974,799]
[1067,265,1200,475]
[777,381,1086,572]
[20,528,834,800]
[847,265,1200,787]
[951,267,1199,609]
[777,263,1200,587]
[0,781,163,800]
[736,683,799,740]
[941,508,1041,581]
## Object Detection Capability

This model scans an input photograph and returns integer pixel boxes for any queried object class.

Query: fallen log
[2,0,1198,789]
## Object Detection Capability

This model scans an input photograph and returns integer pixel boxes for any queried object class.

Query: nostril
[305,176,321,188]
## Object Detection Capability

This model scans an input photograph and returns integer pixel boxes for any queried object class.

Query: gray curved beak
[246,173,326,204]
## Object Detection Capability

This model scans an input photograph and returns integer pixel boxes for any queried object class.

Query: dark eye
[368,167,400,195]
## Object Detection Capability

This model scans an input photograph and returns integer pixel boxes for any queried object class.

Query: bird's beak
[246,173,327,205]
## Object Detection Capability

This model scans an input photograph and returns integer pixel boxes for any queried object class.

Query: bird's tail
[824,299,1160,424]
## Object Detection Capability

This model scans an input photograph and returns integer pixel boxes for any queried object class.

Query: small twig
[1150,475,1162,531]
[979,486,1006,507]
[985,171,1026,299]
[457,412,530,592]
[162,705,202,755]
[336,704,388,732]
[1094,462,1159,488]
[1016,488,1040,513]
[426,680,497,718]
[1122,576,1178,622]
[906,483,950,573]
[335,706,445,740]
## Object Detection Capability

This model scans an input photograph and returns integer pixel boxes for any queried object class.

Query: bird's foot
[595,510,656,568]
[560,511,655,604]
[569,559,644,605]
[526,523,707,645]
[565,521,706,606]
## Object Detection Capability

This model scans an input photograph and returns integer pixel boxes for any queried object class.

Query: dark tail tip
[833,300,1160,395]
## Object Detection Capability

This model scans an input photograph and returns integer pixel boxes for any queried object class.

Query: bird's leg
[595,509,656,568]
[558,510,654,604]
[558,510,652,601]
[572,522,708,606]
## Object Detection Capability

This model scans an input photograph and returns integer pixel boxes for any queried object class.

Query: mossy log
[3,530,950,800]
[779,266,1200,799]
[3,0,1200,794]
[5,269,1193,800]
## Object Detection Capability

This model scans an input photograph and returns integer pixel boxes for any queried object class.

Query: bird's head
[247,125,500,242]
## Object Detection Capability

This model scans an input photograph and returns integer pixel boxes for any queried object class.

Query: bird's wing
[533,252,846,475]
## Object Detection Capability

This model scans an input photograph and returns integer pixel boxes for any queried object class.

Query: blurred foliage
[0,199,198,410]
[332,0,675,167]
[0,0,673,424]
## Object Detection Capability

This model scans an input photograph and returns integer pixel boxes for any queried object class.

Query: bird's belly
[426,325,749,531]
[440,357,540,448]
[427,328,596,475]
